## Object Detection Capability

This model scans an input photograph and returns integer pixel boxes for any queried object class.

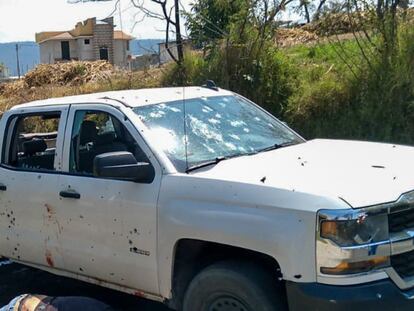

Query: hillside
[0,42,39,77]
[130,39,162,55]
[0,39,162,76]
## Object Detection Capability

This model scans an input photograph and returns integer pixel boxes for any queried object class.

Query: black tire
[182,261,286,311]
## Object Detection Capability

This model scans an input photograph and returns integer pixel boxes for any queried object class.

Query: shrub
[163,42,296,117]
[287,20,414,145]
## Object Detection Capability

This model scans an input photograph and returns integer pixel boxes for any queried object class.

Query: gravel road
[0,259,171,311]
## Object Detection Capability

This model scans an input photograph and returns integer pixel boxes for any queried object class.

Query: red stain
[45,204,53,214]
[133,291,145,298]
[45,204,55,220]
[45,250,54,267]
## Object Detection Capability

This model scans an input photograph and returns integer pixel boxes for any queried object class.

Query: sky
[0,0,193,43]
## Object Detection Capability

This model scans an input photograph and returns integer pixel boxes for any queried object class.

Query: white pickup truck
[1,86,414,311]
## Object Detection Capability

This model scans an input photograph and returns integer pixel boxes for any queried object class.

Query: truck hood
[194,139,414,208]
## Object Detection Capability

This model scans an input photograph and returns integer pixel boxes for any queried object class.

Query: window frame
[62,104,160,183]
[0,105,69,174]
[84,39,90,45]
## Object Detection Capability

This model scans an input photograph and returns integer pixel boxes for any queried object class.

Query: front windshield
[134,95,304,172]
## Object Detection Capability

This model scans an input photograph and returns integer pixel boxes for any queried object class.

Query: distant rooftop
[35,17,133,43]
[114,31,134,41]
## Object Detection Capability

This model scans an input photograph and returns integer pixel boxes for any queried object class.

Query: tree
[130,0,184,65]
[345,0,408,63]
[293,0,330,23]
[313,0,327,20]
[186,0,243,46]
[301,0,312,23]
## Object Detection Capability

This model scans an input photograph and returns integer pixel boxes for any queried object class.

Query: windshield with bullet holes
[134,95,304,172]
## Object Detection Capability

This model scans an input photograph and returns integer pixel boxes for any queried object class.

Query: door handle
[0,184,7,191]
[59,190,81,199]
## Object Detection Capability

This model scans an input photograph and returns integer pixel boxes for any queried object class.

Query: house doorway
[99,47,109,61]
[61,41,70,60]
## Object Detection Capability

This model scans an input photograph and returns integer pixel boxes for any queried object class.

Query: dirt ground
[0,259,171,311]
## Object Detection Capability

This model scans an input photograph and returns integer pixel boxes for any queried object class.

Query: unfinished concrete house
[35,17,134,68]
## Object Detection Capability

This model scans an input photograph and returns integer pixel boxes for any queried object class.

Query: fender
[156,174,348,298]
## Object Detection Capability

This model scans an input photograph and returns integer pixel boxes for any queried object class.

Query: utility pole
[174,0,184,65]
[15,44,21,79]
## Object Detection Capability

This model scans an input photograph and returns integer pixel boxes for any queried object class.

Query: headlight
[320,213,389,247]
[317,209,390,276]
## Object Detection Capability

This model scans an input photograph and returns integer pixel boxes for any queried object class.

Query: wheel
[182,261,286,311]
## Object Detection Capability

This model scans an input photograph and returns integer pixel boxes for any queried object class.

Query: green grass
[283,27,414,145]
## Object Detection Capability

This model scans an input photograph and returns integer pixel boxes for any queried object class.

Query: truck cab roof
[11,86,233,110]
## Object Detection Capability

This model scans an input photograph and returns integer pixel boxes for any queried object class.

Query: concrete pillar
[92,17,114,64]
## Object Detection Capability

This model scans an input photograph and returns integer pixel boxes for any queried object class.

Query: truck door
[0,106,69,268]
[57,104,161,294]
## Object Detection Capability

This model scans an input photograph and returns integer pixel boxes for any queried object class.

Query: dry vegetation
[0,61,165,115]
[0,12,364,116]
[24,61,113,87]
[276,28,320,47]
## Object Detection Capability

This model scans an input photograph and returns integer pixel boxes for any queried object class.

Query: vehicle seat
[79,120,98,145]
[93,132,128,156]
[78,120,98,173]
[23,139,47,156]
[18,139,54,170]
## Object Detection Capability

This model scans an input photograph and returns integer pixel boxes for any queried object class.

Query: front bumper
[286,279,414,311]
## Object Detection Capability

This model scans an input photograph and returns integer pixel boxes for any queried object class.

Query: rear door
[56,103,162,294]
[0,105,69,268]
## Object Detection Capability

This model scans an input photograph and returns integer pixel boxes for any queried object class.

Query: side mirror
[93,152,154,183]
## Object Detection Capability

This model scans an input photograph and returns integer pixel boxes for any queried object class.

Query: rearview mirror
[93,152,154,183]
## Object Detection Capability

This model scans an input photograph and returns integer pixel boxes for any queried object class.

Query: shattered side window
[4,113,61,171]
[135,95,302,172]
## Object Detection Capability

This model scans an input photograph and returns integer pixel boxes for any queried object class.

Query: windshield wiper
[186,156,228,173]
[253,141,297,155]
[185,142,297,173]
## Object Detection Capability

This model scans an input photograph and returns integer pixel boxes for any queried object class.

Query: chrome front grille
[391,250,414,279]
[388,205,414,285]
[316,191,414,289]
[389,206,414,233]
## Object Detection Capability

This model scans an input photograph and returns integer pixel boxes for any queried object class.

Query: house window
[84,39,90,45]
[126,41,130,51]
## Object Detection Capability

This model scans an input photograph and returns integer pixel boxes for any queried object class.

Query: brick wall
[92,17,114,64]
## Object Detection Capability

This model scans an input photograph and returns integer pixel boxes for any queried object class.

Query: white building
[35,17,133,68]
[158,40,192,64]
